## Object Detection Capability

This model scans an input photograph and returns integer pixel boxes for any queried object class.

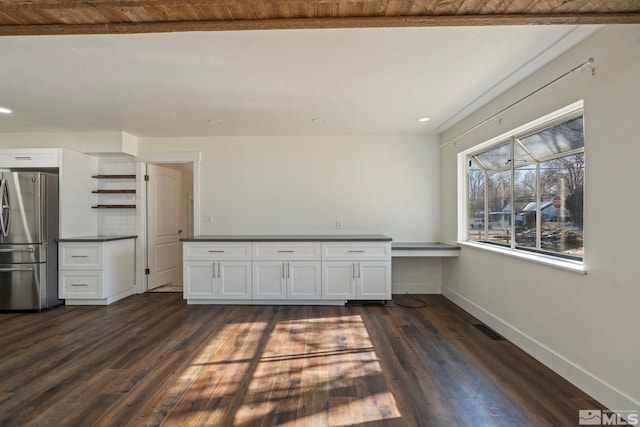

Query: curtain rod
[440,57,595,148]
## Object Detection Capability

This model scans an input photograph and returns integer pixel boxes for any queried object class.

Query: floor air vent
[472,324,505,341]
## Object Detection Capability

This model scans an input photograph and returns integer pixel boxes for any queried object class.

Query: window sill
[456,241,586,274]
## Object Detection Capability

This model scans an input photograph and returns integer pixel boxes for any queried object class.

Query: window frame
[457,101,585,271]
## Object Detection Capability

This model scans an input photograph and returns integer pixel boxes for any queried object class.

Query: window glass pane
[518,116,584,159]
[514,165,537,249]
[513,143,534,166]
[468,160,485,240]
[487,170,511,245]
[473,142,510,171]
[539,153,584,256]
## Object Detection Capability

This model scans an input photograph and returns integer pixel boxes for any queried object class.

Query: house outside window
[466,108,584,261]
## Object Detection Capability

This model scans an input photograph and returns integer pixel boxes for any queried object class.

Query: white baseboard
[442,286,640,413]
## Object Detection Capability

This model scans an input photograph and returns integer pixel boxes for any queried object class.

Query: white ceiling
[0,25,599,138]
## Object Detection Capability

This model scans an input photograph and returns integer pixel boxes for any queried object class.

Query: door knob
[178,229,183,234]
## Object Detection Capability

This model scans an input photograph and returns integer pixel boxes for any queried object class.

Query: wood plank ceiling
[1,0,639,36]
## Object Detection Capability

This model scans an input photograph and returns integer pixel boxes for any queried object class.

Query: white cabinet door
[184,261,216,299]
[322,261,356,299]
[60,271,102,298]
[357,261,391,300]
[253,261,286,299]
[59,243,102,270]
[321,242,391,261]
[183,242,252,260]
[0,148,60,168]
[252,242,321,261]
[253,261,321,300]
[288,261,321,300]
[218,261,252,299]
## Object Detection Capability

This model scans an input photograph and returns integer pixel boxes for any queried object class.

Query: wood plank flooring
[0,294,605,426]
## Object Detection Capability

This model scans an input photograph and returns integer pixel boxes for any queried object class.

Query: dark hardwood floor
[0,294,604,426]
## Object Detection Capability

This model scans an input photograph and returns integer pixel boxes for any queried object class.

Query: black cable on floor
[391,294,430,308]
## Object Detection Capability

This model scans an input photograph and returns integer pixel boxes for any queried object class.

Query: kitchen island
[181,235,391,305]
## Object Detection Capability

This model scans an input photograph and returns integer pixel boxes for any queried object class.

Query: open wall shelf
[92,175,136,209]
[92,190,136,194]
[92,174,136,179]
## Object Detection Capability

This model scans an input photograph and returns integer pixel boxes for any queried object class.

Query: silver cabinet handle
[282,262,286,279]
[71,283,89,287]
[348,250,365,253]
[0,267,34,272]
[71,255,88,258]
[0,248,34,253]
[352,262,356,279]
[287,262,291,279]
[208,250,225,253]
[278,250,294,253]
[14,156,32,160]
[217,262,220,278]
[357,262,361,278]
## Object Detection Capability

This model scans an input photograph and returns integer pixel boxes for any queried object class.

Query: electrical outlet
[336,219,342,230]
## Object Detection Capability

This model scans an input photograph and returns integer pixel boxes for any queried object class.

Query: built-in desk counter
[392,242,460,257]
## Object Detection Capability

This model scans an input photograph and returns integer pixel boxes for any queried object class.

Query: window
[465,108,584,261]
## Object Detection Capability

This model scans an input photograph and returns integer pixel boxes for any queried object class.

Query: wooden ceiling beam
[1,13,640,36]
[1,0,639,36]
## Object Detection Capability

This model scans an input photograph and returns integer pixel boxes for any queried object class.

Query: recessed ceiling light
[0,107,12,114]
[417,116,430,123]
[311,117,326,124]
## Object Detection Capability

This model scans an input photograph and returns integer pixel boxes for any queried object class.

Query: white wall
[440,25,640,412]
[138,134,440,242]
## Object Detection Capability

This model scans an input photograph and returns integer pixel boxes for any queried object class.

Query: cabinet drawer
[0,149,60,168]
[183,242,251,260]
[59,243,102,269]
[321,242,391,261]
[252,242,321,260]
[60,271,102,298]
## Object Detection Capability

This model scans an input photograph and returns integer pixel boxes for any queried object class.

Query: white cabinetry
[321,242,391,300]
[183,242,252,301]
[182,237,391,305]
[252,242,322,300]
[58,238,136,305]
[0,148,60,168]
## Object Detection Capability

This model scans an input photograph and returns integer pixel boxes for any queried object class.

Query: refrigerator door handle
[0,178,8,238]
[0,247,34,253]
[0,267,34,272]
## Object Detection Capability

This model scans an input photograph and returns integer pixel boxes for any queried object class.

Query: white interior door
[147,164,182,290]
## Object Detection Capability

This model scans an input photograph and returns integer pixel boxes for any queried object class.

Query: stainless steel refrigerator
[0,171,61,311]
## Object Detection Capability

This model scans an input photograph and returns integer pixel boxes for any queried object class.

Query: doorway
[135,152,200,294]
